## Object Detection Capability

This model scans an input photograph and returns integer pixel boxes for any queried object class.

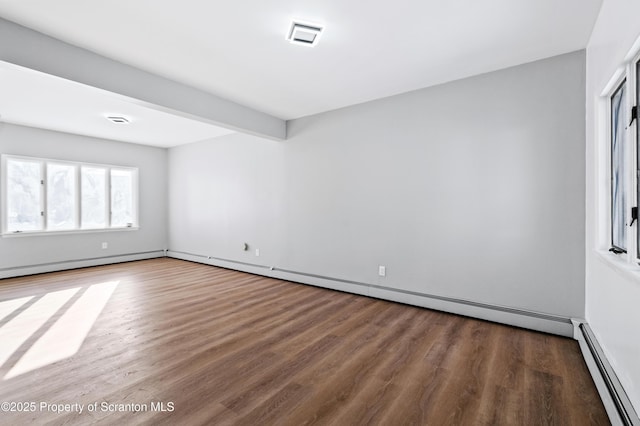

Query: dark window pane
[637,61,640,257]
[611,81,627,251]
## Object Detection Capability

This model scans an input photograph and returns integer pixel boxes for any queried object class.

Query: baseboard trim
[9,250,627,420]
[0,250,166,279]
[573,320,639,426]
[167,250,573,337]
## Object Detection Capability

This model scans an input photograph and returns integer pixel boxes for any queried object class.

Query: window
[110,169,135,227]
[611,81,627,252]
[47,162,77,231]
[603,49,640,261]
[6,158,43,233]
[81,166,107,229]
[1,155,138,235]
[636,59,640,257]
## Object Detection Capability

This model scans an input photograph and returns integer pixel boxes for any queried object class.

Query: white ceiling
[0,61,234,147]
[0,0,602,121]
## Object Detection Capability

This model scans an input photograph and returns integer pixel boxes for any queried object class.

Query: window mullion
[75,164,81,230]
[107,167,112,228]
[41,161,47,231]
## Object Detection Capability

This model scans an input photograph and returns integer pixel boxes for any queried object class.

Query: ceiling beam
[0,18,286,140]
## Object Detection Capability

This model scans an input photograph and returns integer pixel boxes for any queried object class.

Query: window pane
[81,167,107,228]
[611,81,627,250]
[111,169,134,227]
[47,163,77,230]
[6,159,43,232]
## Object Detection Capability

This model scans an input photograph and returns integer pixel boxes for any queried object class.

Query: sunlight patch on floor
[0,288,80,369]
[4,281,119,379]
[0,296,34,323]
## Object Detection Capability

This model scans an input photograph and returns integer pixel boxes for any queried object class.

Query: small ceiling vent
[106,115,130,124]
[287,21,323,47]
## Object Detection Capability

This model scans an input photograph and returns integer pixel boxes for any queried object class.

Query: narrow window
[47,162,77,231]
[6,158,43,232]
[637,60,640,258]
[110,169,135,227]
[81,166,107,229]
[611,80,627,252]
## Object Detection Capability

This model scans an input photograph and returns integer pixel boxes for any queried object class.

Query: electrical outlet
[102,242,108,249]
[255,248,260,257]
[378,265,386,277]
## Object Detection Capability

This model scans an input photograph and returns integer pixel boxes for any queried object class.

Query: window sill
[594,249,640,282]
[1,227,139,238]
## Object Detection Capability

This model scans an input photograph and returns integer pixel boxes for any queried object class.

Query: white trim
[0,250,164,280]
[1,226,139,238]
[572,320,625,426]
[40,159,47,231]
[597,86,611,249]
[573,320,640,425]
[602,68,627,98]
[168,250,574,337]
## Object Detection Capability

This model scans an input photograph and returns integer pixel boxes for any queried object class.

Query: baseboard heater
[577,322,639,426]
[170,249,639,423]
[167,250,573,336]
[0,250,165,279]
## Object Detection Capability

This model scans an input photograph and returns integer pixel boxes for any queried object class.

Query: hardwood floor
[0,258,608,425]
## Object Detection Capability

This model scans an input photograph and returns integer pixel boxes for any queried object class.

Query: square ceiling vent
[287,21,323,47]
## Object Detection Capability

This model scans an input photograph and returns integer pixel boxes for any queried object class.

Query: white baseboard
[0,250,165,279]
[4,249,631,423]
[573,320,640,426]
[173,250,640,423]
[168,250,573,337]
[368,285,572,336]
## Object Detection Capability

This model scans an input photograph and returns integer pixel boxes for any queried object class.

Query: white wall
[0,123,167,276]
[169,50,586,329]
[586,0,640,414]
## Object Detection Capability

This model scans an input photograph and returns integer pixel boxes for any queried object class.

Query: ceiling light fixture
[287,20,323,47]
[105,115,131,124]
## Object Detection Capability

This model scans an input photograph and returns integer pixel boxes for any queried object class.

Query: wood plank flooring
[0,258,608,425]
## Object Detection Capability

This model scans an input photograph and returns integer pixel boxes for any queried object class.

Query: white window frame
[598,43,640,268]
[608,77,629,254]
[1,154,139,236]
